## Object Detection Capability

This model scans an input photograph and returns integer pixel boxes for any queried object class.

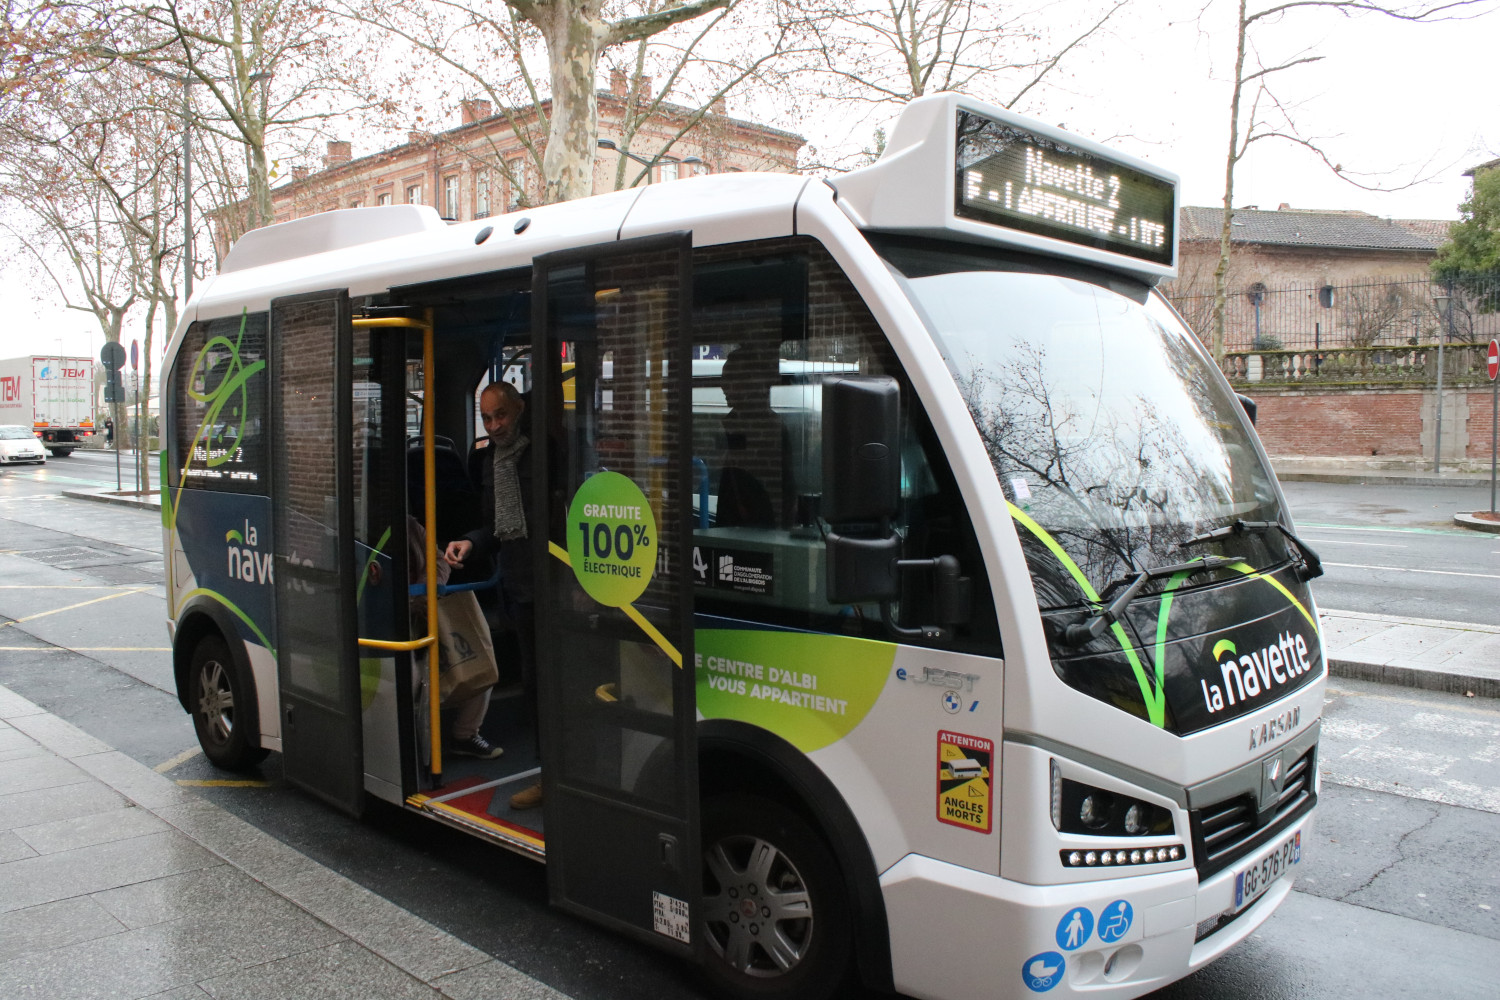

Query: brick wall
[1470,389,1498,459]
[1242,386,1500,461]
[1246,389,1424,457]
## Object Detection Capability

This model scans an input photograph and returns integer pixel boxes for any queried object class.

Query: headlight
[1052,773,1174,837]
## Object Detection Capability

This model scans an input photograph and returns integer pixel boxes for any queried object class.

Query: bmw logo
[942,691,962,714]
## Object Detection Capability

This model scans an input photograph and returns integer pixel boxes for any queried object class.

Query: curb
[0,683,571,1000]
[1328,658,1499,700]
[1275,471,1489,488]
[61,488,162,511]
[1454,511,1500,533]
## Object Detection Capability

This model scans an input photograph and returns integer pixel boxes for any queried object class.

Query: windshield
[880,240,1286,610]
[0,426,36,441]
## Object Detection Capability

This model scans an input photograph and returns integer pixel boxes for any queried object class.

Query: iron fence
[1167,273,1500,353]
[1167,273,1500,386]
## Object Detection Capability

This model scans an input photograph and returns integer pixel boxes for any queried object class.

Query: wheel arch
[698,718,893,995]
[173,596,262,749]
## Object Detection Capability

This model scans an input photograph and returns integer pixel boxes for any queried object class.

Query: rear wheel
[700,796,853,1000]
[188,634,268,770]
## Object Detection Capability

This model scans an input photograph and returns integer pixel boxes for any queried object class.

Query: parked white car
[0,425,47,464]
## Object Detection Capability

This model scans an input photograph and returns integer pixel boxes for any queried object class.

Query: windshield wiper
[1179,519,1323,582]
[1063,555,1236,647]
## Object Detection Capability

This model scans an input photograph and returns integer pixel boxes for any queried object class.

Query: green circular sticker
[566,471,657,607]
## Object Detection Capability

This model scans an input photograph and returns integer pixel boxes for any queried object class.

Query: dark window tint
[169,313,269,492]
[689,238,998,652]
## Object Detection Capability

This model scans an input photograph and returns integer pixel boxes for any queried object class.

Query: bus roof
[197,94,1177,324]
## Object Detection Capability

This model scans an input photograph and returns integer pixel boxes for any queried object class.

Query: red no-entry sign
[1489,338,1499,380]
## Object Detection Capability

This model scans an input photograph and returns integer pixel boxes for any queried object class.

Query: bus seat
[407,435,481,546]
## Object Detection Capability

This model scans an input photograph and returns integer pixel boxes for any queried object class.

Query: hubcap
[703,833,813,978]
[195,659,234,746]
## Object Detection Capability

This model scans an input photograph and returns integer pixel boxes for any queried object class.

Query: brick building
[267,73,804,228]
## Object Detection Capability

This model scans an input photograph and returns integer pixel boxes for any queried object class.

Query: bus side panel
[168,487,279,744]
[697,630,1003,877]
[812,644,1003,878]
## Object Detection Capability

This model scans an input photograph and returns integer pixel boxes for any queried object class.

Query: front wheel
[700,796,854,1000]
[187,634,268,770]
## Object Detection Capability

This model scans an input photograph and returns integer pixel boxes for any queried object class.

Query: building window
[406,184,422,205]
[659,159,679,183]
[476,171,491,217]
[692,162,710,176]
[443,174,459,219]
[377,192,392,206]
[350,199,363,209]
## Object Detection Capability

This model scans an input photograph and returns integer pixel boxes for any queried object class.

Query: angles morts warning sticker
[938,730,993,833]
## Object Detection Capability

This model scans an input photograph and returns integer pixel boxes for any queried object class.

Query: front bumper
[881,809,1314,1000]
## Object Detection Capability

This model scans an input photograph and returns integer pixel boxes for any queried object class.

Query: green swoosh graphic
[177,587,274,655]
[1008,502,1165,727]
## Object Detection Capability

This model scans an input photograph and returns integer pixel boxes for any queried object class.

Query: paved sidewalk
[1321,608,1500,700]
[0,684,567,1000]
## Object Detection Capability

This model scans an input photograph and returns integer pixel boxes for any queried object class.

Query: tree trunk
[1212,0,1251,365]
[536,2,606,205]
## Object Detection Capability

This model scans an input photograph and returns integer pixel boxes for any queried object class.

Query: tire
[187,634,269,770]
[699,795,854,1000]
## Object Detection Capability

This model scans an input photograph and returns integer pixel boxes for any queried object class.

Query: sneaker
[509,781,543,810]
[450,733,504,760]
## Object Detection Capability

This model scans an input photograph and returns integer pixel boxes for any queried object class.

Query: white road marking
[1300,538,1406,548]
[1339,744,1459,777]
[1321,718,1388,741]
[1324,562,1500,580]
[1405,712,1500,739]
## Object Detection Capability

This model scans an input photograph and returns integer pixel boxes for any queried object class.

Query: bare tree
[785,0,1129,168]
[342,0,753,205]
[1339,282,1407,348]
[1206,0,1494,361]
[0,63,183,486]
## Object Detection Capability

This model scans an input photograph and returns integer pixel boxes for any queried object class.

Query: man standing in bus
[443,380,542,808]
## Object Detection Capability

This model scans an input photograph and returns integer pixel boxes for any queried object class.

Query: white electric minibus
[162,93,1324,1000]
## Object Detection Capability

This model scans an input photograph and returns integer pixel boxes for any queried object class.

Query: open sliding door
[532,234,699,954]
[269,290,364,815]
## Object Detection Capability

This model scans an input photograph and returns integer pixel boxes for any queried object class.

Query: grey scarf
[491,434,529,541]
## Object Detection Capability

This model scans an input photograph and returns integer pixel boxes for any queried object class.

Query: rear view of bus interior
[360,236,993,855]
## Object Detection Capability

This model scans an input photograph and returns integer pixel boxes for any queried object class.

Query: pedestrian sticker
[1097,899,1133,943]
[566,471,657,607]
[937,731,993,833]
[1021,951,1065,992]
[1056,906,1093,951]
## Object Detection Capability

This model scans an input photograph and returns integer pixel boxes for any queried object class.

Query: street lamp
[597,139,703,183]
[1431,289,1452,474]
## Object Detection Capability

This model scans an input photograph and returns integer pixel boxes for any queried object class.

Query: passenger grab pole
[352,312,444,779]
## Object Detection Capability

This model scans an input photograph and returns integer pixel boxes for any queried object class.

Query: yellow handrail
[352,313,444,778]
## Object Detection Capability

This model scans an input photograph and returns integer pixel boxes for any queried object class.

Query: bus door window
[690,238,998,651]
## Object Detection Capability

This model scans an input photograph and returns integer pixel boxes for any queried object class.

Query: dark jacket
[462,440,535,606]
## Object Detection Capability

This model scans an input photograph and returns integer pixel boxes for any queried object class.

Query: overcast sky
[2,0,1493,364]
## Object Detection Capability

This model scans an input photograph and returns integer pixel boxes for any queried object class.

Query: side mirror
[822,376,900,524]
[1236,393,1257,426]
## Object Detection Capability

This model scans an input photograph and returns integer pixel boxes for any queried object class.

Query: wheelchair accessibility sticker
[1056,906,1094,951]
[1022,951,1065,992]
[1097,899,1133,943]
[937,731,993,833]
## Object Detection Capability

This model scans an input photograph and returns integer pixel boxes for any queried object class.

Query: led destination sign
[954,111,1175,266]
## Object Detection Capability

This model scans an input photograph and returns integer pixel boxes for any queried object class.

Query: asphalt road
[1282,479,1499,627]
[2,460,1497,999]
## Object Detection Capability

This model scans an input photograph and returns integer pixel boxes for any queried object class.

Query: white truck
[0,355,96,456]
